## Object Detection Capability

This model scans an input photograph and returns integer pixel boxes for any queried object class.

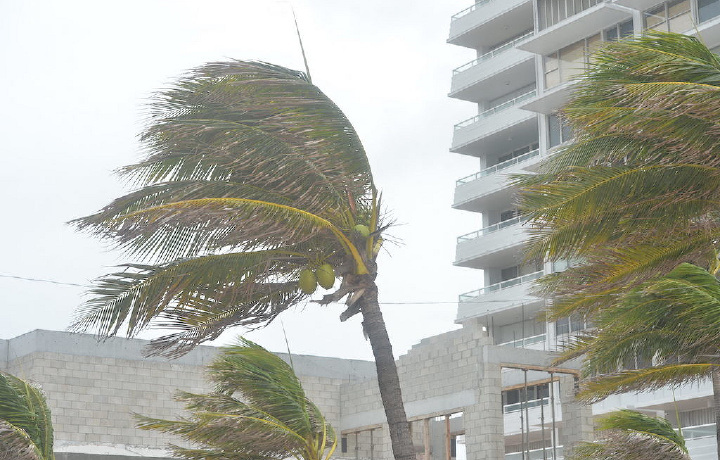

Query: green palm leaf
[137,338,336,460]
[0,373,54,460]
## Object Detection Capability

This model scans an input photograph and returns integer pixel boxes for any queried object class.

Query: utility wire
[0,273,543,304]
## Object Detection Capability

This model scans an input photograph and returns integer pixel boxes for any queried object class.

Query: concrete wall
[1,328,582,460]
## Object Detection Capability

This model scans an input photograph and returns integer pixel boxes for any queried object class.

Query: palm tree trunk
[713,366,720,456]
[360,281,415,460]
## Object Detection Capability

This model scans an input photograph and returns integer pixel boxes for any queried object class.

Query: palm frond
[0,374,53,460]
[137,338,335,460]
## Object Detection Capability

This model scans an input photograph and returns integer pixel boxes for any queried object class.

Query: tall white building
[448,0,720,458]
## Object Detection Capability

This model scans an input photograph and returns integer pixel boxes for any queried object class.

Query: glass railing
[498,333,546,349]
[503,396,549,413]
[459,270,544,301]
[456,149,540,185]
[506,446,563,460]
[454,90,536,130]
[681,424,715,439]
[457,216,526,243]
[451,0,495,20]
[453,31,534,74]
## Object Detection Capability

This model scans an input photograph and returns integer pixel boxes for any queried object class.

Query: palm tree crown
[72,60,415,460]
[0,372,54,460]
[137,338,336,460]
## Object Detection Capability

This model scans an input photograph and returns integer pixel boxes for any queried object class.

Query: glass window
[645,5,667,30]
[699,0,720,22]
[619,19,634,37]
[549,113,572,148]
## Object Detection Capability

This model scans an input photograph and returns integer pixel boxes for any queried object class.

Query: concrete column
[558,375,594,457]
[464,331,505,460]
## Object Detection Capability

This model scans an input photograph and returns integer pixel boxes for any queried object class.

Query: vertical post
[540,396,547,460]
[445,415,451,460]
[550,373,557,460]
[423,418,431,460]
[370,429,374,460]
[524,369,530,459]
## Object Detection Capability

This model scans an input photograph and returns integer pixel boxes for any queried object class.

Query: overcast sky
[0,0,486,361]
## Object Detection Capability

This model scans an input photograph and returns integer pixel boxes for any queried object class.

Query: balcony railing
[459,270,544,301]
[503,396,549,413]
[498,333,546,349]
[456,149,540,185]
[453,31,534,74]
[457,216,526,243]
[454,90,537,130]
[505,446,564,460]
[451,0,496,20]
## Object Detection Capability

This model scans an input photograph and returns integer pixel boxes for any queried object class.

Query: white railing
[457,216,526,242]
[456,149,539,185]
[503,396,549,413]
[506,446,564,460]
[459,270,544,301]
[498,333,547,349]
[453,31,534,74]
[450,0,495,20]
[454,90,537,130]
[682,424,715,439]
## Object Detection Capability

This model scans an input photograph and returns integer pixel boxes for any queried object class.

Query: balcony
[456,271,544,322]
[450,33,536,103]
[448,0,534,49]
[688,14,720,49]
[454,148,541,211]
[497,333,547,350]
[521,80,576,115]
[505,446,564,460]
[455,217,529,268]
[451,91,538,155]
[517,2,632,56]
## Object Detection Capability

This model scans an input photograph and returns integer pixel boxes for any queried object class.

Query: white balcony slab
[520,81,576,114]
[455,222,530,269]
[688,16,720,49]
[450,47,536,103]
[517,3,632,56]
[451,106,538,156]
[457,276,544,323]
[448,0,533,49]
[614,0,664,10]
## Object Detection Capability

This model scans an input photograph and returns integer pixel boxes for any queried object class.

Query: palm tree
[71,61,414,460]
[517,32,720,320]
[516,32,720,452]
[137,338,336,460]
[570,409,690,460]
[557,264,720,444]
[0,372,54,460]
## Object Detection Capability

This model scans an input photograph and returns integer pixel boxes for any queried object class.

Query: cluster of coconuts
[298,263,335,294]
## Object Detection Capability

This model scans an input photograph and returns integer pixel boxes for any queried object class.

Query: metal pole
[541,396,547,460]
[524,369,531,459]
[520,394,526,460]
[550,372,557,460]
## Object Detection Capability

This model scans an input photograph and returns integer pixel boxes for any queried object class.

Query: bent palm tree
[517,32,720,453]
[137,338,335,460]
[0,373,54,460]
[571,410,689,460]
[517,32,720,319]
[71,61,414,460]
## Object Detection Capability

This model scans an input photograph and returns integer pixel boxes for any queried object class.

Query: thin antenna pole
[291,6,312,83]
[281,320,295,370]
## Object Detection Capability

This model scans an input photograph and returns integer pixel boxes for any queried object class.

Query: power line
[0,273,543,304]
[0,273,91,288]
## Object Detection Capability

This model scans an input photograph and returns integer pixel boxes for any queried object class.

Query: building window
[644,0,692,32]
[548,113,573,148]
[605,19,634,41]
[699,0,720,22]
[502,383,550,412]
[544,34,601,89]
[538,0,604,30]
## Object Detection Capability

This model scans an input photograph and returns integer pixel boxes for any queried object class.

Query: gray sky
[0,0,485,360]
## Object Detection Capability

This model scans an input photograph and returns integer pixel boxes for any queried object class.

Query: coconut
[298,269,317,294]
[353,224,370,238]
[315,263,335,289]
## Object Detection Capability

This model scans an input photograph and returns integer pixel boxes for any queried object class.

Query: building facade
[448,0,720,457]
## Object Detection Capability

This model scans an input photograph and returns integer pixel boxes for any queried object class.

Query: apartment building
[448,0,720,458]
